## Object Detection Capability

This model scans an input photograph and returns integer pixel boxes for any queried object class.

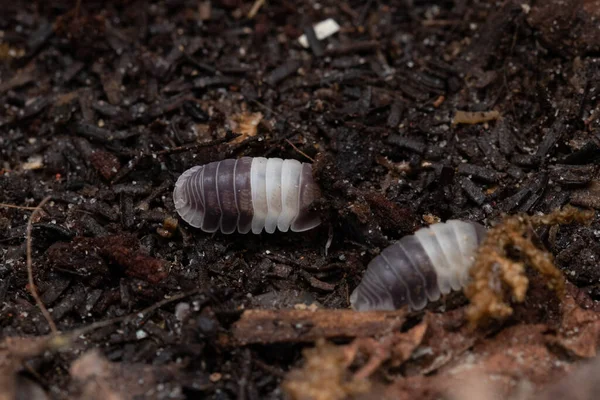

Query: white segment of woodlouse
[429,222,465,290]
[448,220,479,286]
[278,159,303,232]
[413,228,455,294]
[264,158,284,234]
[250,157,269,233]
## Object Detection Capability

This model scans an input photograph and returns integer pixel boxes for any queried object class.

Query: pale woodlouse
[173,157,321,234]
[350,220,487,311]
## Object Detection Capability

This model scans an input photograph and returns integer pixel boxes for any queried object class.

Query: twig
[111,133,241,184]
[129,288,205,327]
[74,0,81,18]
[26,196,57,334]
[285,139,315,162]
[250,99,281,117]
[357,0,374,26]
[343,337,386,379]
[0,203,38,210]
[421,19,461,27]
[247,0,266,18]
[231,309,407,345]
[253,358,286,378]
[45,288,206,351]
[155,132,241,156]
[70,288,204,338]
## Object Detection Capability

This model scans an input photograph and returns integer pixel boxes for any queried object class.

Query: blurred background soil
[1,0,600,399]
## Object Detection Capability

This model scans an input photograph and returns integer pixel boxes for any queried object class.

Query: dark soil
[1,0,600,399]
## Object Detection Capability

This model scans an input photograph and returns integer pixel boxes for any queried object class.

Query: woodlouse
[350,220,487,311]
[173,157,321,234]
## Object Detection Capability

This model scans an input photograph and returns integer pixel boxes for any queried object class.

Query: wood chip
[231,309,407,345]
[452,110,500,125]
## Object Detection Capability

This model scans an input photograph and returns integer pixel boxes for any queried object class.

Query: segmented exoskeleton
[350,220,487,311]
[173,157,321,234]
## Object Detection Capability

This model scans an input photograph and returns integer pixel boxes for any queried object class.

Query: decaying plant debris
[466,206,595,326]
[282,340,371,400]
[231,309,406,345]
[2,0,600,399]
[283,286,600,400]
[452,110,501,125]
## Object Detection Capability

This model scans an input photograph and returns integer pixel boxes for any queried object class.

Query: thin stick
[0,203,38,210]
[47,288,205,350]
[74,0,81,18]
[285,139,315,162]
[247,0,266,18]
[74,288,203,336]
[26,196,57,334]
[250,99,281,117]
[155,133,241,156]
